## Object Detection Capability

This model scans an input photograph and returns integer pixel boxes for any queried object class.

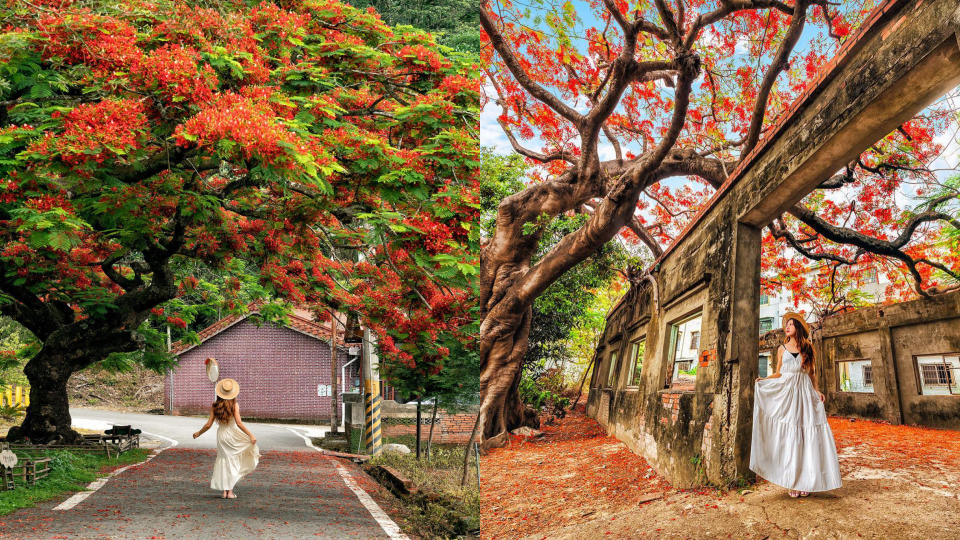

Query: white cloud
[479,99,513,155]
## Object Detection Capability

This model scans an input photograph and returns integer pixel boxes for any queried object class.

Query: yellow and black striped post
[364,379,382,455]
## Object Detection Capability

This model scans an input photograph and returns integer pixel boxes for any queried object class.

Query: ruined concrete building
[587,0,960,487]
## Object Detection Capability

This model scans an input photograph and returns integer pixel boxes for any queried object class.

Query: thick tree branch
[480,8,584,126]
[787,196,960,296]
[741,0,810,157]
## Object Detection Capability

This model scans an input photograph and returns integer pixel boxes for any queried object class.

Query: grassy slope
[0,448,151,515]
[367,433,480,538]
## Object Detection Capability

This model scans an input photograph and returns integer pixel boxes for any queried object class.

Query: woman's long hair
[788,318,816,376]
[212,397,236,424]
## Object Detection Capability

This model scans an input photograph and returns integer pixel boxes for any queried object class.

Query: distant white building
[757,265,890,377]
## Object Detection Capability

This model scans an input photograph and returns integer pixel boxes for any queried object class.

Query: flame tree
[0,0,479,443]
[478,0,960,447]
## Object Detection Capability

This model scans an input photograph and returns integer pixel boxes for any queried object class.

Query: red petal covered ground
[481,403,960,539]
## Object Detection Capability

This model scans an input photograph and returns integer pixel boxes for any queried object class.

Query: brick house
[165,307,358,422]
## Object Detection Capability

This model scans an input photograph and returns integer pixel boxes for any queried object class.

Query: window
[668,313,702,389]
[628,339,646,386]
[837,359,874,393]
[861,269,878,284]
[759,317,774,334]
[758,353,770,378]
[759,294,769,305]
[917,355,959,395]
[921,364,951,385]
[606,351,619,388]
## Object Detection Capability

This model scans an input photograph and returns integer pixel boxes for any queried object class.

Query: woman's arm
[233,404,257,444]
[193,409,215,439]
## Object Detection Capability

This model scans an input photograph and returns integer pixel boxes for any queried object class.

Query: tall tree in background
[0,0,479,443]
[480,152,629,426]
[477,0,960,447]
[346,0,480,53]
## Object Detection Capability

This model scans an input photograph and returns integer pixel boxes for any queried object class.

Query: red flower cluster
[40,99,148,166]
[174,93,304,166]
[36,10,139,75]
[403,214,453,254]
[131,45,219,106]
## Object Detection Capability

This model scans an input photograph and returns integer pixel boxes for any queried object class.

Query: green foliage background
[345,0,480,53]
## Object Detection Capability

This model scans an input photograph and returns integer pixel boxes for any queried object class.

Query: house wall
[821,294,960,429]
[586,0,960,488]
[166,319,352,422]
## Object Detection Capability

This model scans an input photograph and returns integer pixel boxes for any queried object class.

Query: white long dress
[211,418,260,491]
[750,347,842,492]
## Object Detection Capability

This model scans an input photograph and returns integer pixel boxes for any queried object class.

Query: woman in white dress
[192,378,259,499]
[751,313,842,498]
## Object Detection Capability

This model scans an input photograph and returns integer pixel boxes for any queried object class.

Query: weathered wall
[586,0,960,488]
[166,319,351,422]
[759,291,960,429]
[587,203,736,487]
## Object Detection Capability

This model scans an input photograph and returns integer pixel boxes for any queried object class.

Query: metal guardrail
[0,385,29,408]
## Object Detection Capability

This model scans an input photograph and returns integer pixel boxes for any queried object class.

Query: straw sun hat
[782,312,811,335]
[215,378,240,400]
[204,357,219,383]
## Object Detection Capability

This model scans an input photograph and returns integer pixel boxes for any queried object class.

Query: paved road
[0,409,404,539]
[69,407,333,450]
[0,450,399,539]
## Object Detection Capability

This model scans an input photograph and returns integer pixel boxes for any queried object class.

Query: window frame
[626,338,646,388]
[759,317,774,334]
[835,358,876,394]
[666,311,703,389]
[914,353,960,396]
[605,350,620,389]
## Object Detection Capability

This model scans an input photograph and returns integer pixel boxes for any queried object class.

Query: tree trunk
[6,349,82,445]
[426,398,438,461]
[477,192,644,448]
[415,398,422,460]
[477,305,538,449]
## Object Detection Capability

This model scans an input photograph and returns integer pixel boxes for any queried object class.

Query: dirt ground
[68,366,165,413]
[481,404,960,539]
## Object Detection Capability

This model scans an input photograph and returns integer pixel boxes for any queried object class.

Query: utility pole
[329,310,340,434]
[361,327,382,455]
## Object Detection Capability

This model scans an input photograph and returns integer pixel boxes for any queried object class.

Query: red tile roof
[170,304,345,355]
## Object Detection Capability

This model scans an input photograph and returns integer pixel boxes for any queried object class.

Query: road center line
[285,427,408,540]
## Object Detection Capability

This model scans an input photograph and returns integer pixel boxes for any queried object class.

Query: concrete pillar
[876,322,905,425]
[714,221,762,484]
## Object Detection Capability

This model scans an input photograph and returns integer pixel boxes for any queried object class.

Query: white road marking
[285,427,409,540]
[54,432,177,511]
[334,461,409,540]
